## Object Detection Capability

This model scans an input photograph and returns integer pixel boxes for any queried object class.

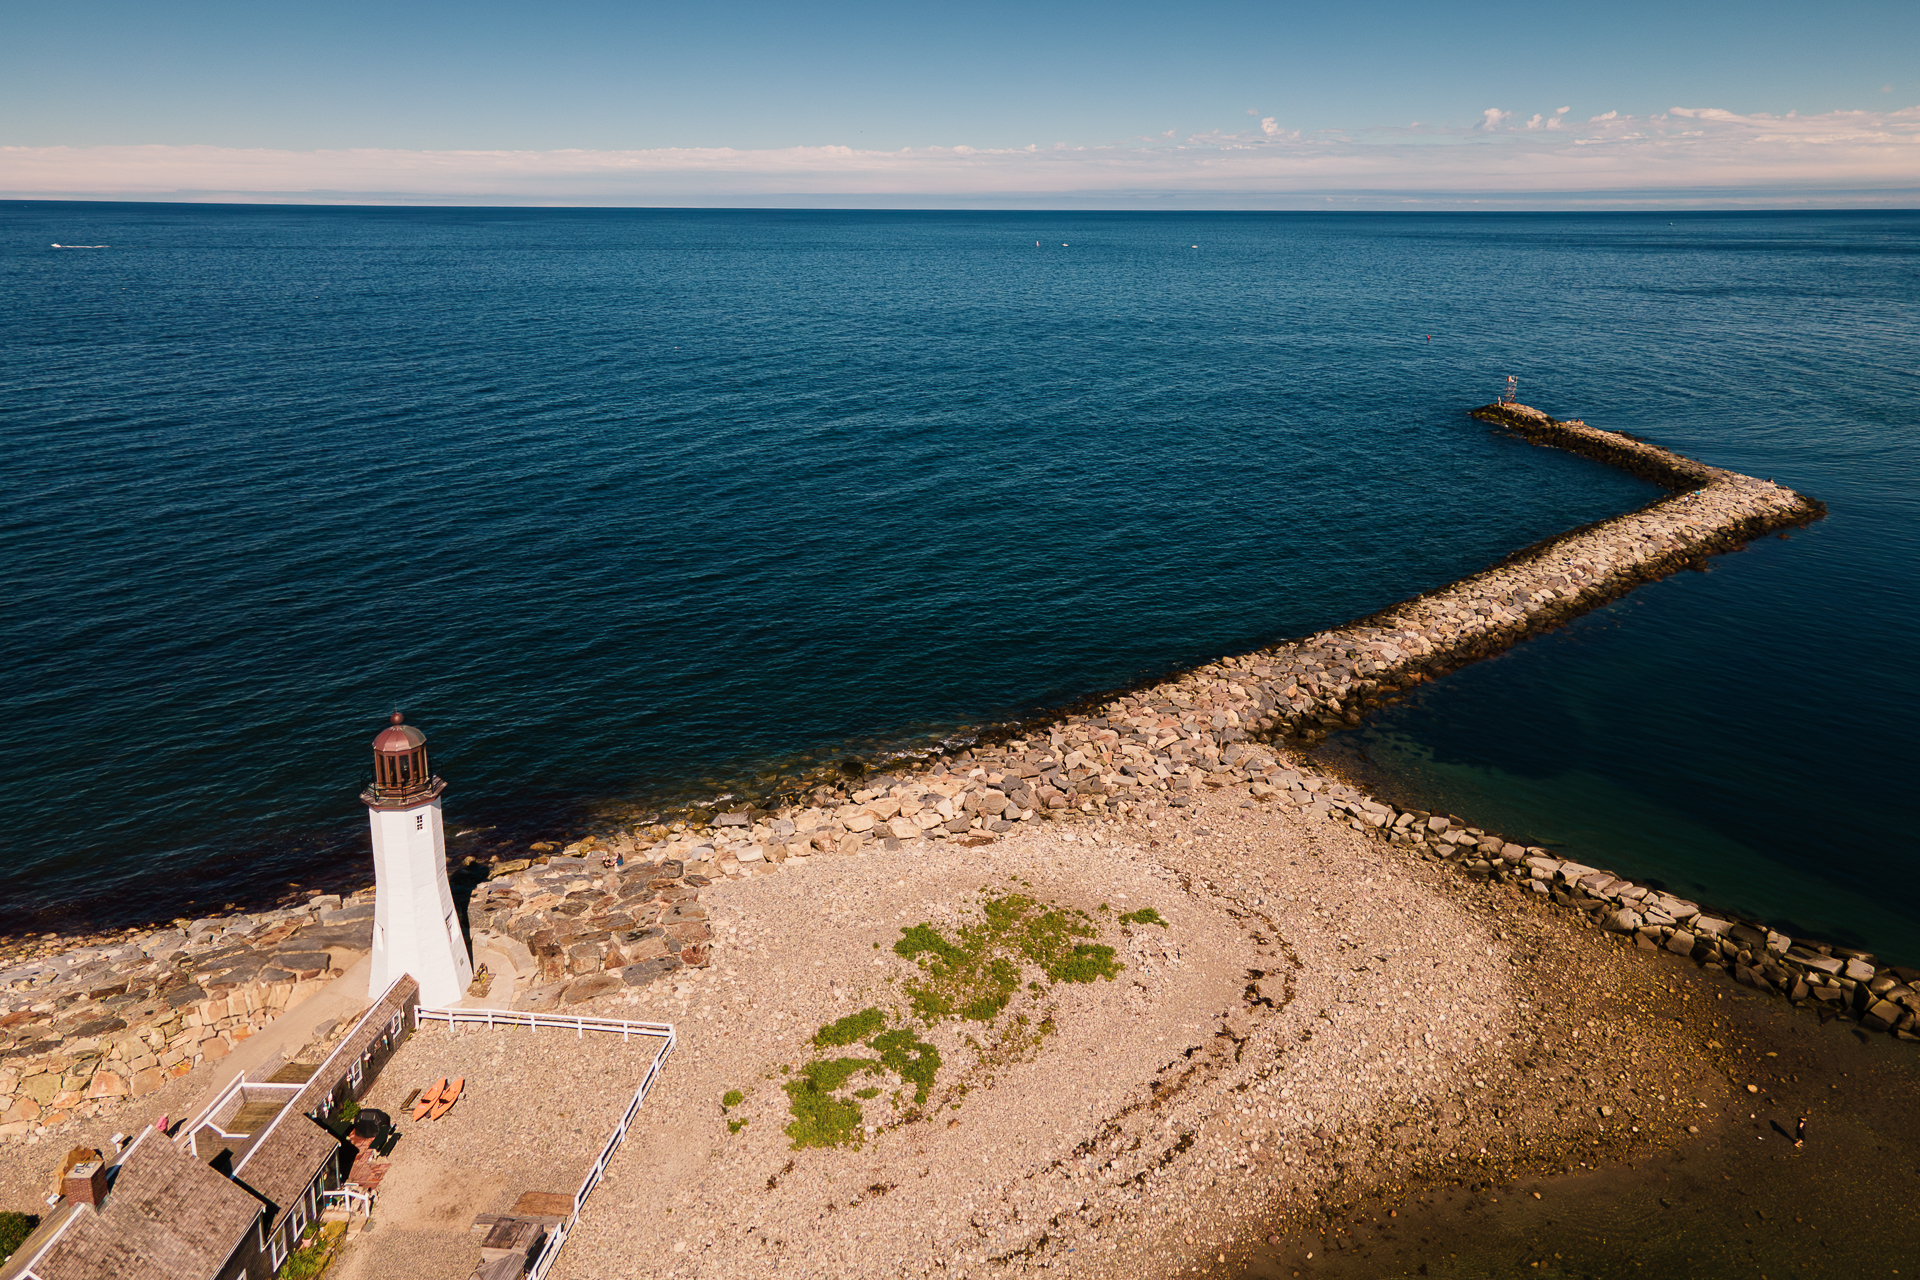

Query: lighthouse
[361,712,472,1006]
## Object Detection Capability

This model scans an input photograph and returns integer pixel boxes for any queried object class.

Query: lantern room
[362,712,445,809]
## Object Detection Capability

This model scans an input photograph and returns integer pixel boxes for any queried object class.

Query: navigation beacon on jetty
[362,712,473,1008]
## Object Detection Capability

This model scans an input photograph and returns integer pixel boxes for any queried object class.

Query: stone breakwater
[459,403,1887,1040]
[0,892,375,1141]
[1241,401,1825,746]
[1361,803,1920,1041]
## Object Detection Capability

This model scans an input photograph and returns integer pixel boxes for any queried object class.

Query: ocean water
[1,204,1913,956]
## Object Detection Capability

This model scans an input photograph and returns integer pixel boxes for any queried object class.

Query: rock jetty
[464,403,1906,1044]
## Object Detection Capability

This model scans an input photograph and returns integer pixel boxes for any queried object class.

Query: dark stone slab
[202,961,268,986]
[560,973,622,1004]
[618,957,684,987]
[291,923,374,950]
[71,1017,128,1039]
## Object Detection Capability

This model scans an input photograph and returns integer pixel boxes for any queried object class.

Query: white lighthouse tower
[361,712,472,1007]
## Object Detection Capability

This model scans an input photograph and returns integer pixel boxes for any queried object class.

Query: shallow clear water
[2,205,1913,950]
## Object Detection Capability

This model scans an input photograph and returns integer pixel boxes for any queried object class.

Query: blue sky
[3,0,1916,204]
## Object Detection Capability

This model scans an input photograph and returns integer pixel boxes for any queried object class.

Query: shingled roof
[290,974,418,1118]
[233,1110,344,1231]
[9,977,422,1280]
[16,1132,261,1280]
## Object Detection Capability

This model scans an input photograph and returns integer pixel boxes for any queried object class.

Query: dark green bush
[0,1212,42,1261]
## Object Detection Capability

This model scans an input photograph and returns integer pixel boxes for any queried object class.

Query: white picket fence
[413,1005,676,1280]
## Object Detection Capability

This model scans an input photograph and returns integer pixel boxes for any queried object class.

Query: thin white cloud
[4,105,1917,206]
[1479,108,1511,131]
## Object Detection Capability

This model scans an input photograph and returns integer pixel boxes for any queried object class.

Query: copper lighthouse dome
[362,711,445,809]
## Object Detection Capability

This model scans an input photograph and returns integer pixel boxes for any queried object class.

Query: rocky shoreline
[13,401,1893,1161]
[0,893,375,1140]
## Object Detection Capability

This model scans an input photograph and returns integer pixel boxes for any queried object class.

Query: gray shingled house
[3,977,419,1280]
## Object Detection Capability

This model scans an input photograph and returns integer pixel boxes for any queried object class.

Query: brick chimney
[60,1148,108,1207]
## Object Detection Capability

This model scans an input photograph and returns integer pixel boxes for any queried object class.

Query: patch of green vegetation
[1118,906,1169,928]
[906,984,952,1021]
[870,1027,941,1103]
[721,1089,744,1110]
[1052,942,1121,983]
[892,893,1122,1027]
[1012,901,1123,983]
[800,1056,881,1093]
[814,1007,886,1048]
[895,923,968,966]
[337,1098,360,1126]
[781,888,1128,1148]
[0,1212,40,1263]
[275,1222,342,1279]
[728,1119,749,1134]
[784,1063,869,1149]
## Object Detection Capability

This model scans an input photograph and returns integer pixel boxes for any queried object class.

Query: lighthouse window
[416,814,424,830]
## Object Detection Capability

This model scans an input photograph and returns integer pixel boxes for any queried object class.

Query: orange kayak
[429,1077,463,1120]
[412,1078,445,1122]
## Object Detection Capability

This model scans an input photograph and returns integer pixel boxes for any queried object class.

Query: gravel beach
[528,783,1747,1280]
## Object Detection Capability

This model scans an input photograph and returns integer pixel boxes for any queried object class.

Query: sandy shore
[501,775,1754,1280]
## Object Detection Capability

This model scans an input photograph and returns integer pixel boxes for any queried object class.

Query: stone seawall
[0,893,375,1140]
